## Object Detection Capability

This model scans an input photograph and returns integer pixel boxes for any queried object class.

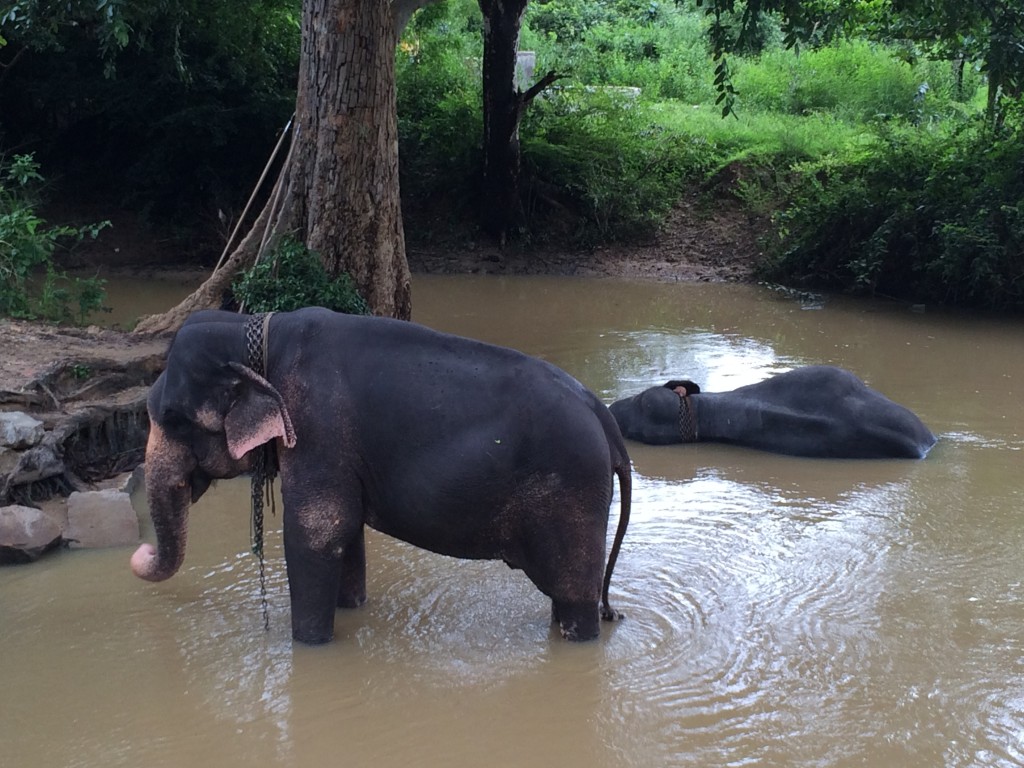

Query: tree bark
[296,0,410,317]
[134,0,412,336]
[478,0,530,242]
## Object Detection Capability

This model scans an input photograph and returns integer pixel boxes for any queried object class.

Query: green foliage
[526,0,718,102]
[761,113,1024,310]
[5,0,1019,311]
[70,364,92,381]
[690,0,1022,123]
[233,237,369,315]
[522,90,707,244]
[879,0,1024,125]
[650,102,872,162]
[1,1,300,234]
[397,0,726,244]
[396,1,483,238]
[0,154,108,323]
[731,39,978,123]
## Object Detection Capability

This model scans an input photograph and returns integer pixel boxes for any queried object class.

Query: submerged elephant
[609,365,936,459]
[131,308,632,644]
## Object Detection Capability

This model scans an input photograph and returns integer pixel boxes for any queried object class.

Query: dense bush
[396,0,483,240]
[731,39,980,123]
[526,0,719,102]
[397,0,721,245]
[232,236,369,315]
[522,90,713,244]
[0,154,107,323]
[761,113,1024,310]
[0,1,300,235]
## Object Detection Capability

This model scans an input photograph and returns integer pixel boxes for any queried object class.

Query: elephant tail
[601,456,632,622]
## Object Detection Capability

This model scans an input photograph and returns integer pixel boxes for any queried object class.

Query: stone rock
[0,412,45,449]
[123,464,145,496]
[1,443,64,488]
[0,446,19,477]
[65,489,141,549]
[0,504,63,564]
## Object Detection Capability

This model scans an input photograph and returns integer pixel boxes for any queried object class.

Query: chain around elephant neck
[677,392,697,443]
[245,312,276,632]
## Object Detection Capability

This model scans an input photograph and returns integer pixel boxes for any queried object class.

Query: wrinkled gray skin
[609,365,937,459]
[132,308,632,644]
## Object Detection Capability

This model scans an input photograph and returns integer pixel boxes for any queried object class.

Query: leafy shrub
[232,236,369,315]
[526,0,717,102]
[761,114,1024,310]
[1,1,300,236]
[0,154,108,323]
[521,90,708,244]
[731,39,978,123]
[396,0,483,239]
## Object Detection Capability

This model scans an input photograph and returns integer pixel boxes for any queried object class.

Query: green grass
[648,103,876,164]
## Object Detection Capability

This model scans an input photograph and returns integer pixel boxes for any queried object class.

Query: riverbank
[0,190,765,512]
[4,186,765,412]
[406,191,763,283]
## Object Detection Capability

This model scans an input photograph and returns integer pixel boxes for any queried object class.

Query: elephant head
[131,312,296,582]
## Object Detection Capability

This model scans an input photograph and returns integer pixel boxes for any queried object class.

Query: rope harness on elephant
[245,311,277,632]
[676,392,697,443]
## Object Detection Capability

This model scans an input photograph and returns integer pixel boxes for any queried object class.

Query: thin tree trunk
[134,0,411,336]
[479,0,529,242]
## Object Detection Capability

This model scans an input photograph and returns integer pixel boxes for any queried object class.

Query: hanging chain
[677,392,697,443]
[250,444,270,631]
[244,312,276,632]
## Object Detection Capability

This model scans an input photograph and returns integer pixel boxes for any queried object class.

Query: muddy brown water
[3,275,1023,767]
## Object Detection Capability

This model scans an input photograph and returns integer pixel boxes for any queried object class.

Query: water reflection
[602,329,795,398]
[4,275,1024,768]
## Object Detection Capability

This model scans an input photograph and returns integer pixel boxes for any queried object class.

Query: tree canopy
[1,0,1021,316]
[696,0,1023,122]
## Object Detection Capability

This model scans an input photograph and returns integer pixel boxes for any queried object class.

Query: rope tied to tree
[244,311,277,632]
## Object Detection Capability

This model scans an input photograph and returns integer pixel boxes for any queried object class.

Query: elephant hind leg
[551,599,601,641]
[535,538,605,642]
[600,602,623,622]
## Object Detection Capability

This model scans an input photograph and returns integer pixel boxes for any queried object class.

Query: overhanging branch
[521,69,563,106]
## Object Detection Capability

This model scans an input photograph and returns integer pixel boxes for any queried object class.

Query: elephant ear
[223,362,298,460]
[663,379,701,395]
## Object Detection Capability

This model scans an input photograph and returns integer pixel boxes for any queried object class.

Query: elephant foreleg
[336,525,367,609]
[283,505,361,645]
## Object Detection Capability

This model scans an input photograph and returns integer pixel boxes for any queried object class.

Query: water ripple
[594,471,907,766]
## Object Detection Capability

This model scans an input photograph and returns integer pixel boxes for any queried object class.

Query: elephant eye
[160,408,191,435]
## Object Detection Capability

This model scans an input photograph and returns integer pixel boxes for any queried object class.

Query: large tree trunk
[135,0,412,336]
[295,0,410,316]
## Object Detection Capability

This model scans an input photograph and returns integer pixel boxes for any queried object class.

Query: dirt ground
[1,190,765,397]
[407,190,764,282]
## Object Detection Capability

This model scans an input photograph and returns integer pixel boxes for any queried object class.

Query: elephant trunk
[130,423,195,582]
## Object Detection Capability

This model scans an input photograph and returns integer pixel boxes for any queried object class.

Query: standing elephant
[609,365,936,459]
[131,308,631,644]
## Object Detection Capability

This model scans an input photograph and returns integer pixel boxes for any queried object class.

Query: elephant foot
[600,603,624,622]
[292,625,333,645]
[552,600,600,642]
[336,590,367,609]
[290,602,336,645]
